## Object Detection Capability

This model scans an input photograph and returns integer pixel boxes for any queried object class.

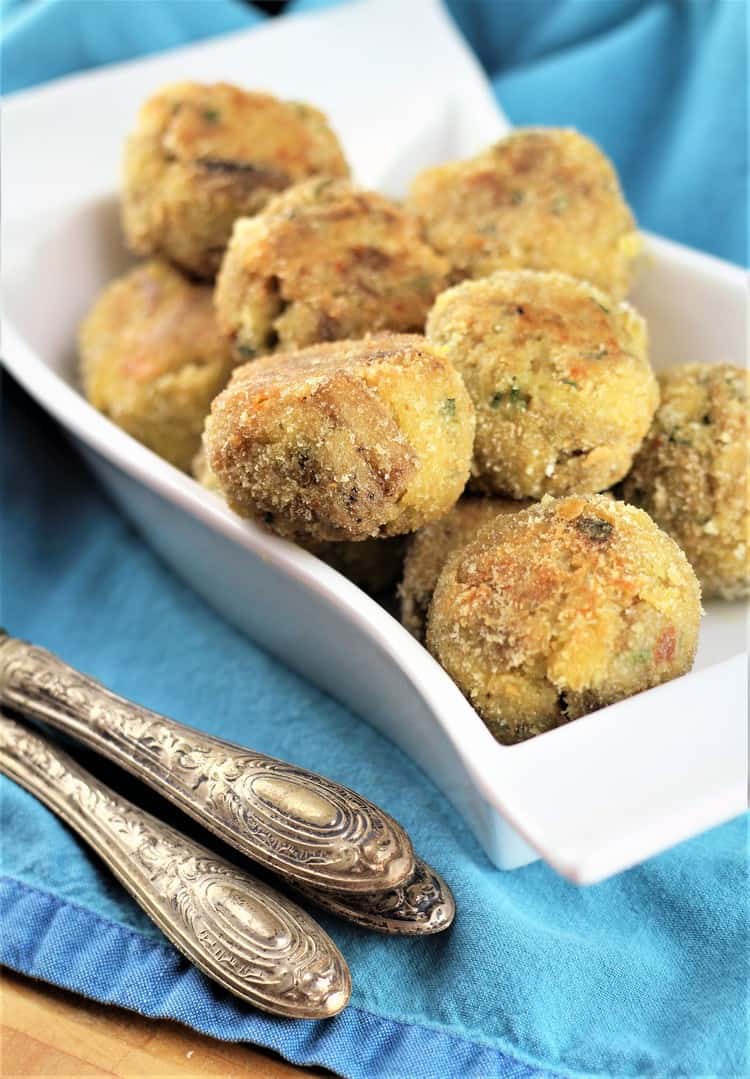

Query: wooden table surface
[0,971,324,1078]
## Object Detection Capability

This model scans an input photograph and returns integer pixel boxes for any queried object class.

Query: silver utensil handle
[0,632,413,894]
[294,858,456,936]
[0,712,350,1019]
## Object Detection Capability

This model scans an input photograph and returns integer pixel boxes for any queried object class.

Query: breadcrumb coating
[621,363,749,599]
[407,128,640,298]
[214,179,449,359]
[202,334,475,542]
[400,497,527,641]
[79,260,236,471]
[192,443,404,592]
[122,83,349,278]
[427,270,657,498]
[427,494,700,744]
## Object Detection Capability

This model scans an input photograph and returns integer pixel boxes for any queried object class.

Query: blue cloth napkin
[2,3,747,1077]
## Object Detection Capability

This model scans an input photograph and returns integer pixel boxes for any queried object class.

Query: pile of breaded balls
[80,82,748,746]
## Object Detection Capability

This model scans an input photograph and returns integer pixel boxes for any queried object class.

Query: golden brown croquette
[122,83,349,278]
[426,270,657,498]
[79,260,236,471]
[426,494,701,744]
[214,179,450,360]
[407,128,640,298]
[621,363,749,599]
[192,441,404,592]
[202,333,475,542]
[400,497,527,641]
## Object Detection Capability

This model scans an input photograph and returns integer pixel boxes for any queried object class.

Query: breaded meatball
[122,83,349,278]
[193,443,404,592]
[407,129,640,298]
[427,495,701,744]
[214,179,449,360]
[427,270,657,499]
[203,334,475,542]
[621,363,749,599]
[400,497,527,641]
[80,260,236,471]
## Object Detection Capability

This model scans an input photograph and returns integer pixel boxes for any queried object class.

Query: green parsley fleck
[490,382,529,409]
[411,274,433,293]
[510,189,524,205]
[440,398,457,419]
[509,384,529,408]
[312,178,333,197]
[237,344,256,359]
[203,108,221,124]
[628,649,650,665]
[561,378,580,388]
[595,301,610,314]
[551,195,568,214]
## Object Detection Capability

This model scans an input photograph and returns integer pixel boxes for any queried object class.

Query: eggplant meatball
[400,497,527,641]
[407,129,640,298]
[80,260,236,471]
[214,179,449,360]
[122,83,349,278]
[202,333,475,542]
[193,437,405,592]
[427,495,701,744]
[427,270,657,498]
[621,363,749,599]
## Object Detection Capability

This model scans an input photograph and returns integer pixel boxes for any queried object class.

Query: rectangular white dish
[3,0,747,883]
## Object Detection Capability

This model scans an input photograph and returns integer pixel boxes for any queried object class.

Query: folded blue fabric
[1,3,747,1077]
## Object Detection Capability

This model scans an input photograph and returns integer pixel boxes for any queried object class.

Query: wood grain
[0,970,326,1078]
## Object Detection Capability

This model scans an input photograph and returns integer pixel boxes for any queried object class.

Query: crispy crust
[203,334,475,541]
[192,444,404,592]
[426,270,657,498]
[399,497,527,641]
[214,180,450,359]
[122,83,349,278]
[426,494,701,744]
[621,363,749,599]
[79,260,236,471]
[407,128,640,298]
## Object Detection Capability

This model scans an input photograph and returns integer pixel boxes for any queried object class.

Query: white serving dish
[3,0,747,883]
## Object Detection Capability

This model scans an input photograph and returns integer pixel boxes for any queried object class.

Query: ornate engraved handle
[0,632,413,894]
[295,858,455,936]
[0,713,350,1019]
